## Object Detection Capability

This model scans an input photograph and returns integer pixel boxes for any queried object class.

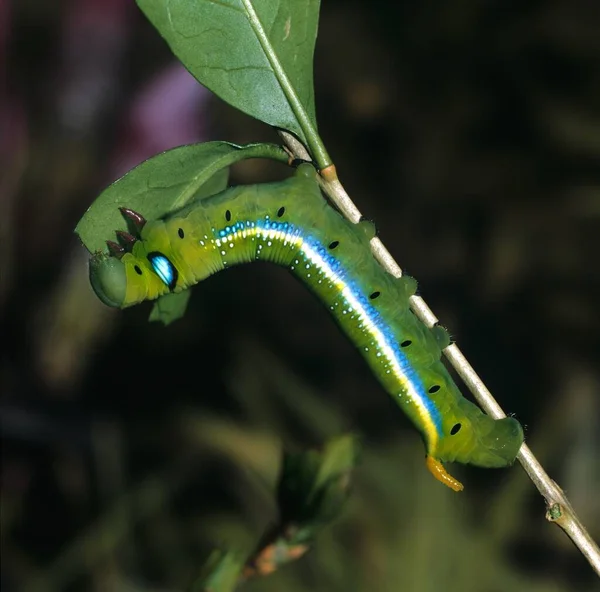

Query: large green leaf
[75,141,288,254]
[76,141,288,324]
[136,0,321,151]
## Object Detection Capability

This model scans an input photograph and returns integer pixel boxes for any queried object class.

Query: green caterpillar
[89,163,523,491]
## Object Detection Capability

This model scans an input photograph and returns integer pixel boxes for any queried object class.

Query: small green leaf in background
[191,549,246,592]
[136,0,328,165]
[277,435,360,540]
[75,141,288,254]
[239,435,360,582]
[148,289,192,325]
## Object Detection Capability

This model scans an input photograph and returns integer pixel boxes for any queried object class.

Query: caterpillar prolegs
[90,163,524,491]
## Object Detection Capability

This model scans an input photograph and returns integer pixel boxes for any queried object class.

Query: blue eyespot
[147,252,178,290]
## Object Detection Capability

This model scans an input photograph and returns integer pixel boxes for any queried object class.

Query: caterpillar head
[90,248,172,308]
[89,208,175,308]
[89,253,128,307]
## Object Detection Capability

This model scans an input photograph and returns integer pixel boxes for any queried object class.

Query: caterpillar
[89,163,524,491]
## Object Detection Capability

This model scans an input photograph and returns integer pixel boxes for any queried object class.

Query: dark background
[2,1,599,590]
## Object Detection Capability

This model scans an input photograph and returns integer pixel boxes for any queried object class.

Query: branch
[277,130,600,577]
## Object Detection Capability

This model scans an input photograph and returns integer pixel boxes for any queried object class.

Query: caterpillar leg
[426,456,464,492]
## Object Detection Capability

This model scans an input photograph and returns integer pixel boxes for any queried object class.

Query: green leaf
[277,435,359,534]
[312,434,359,496]
[190,549,245,592]
[75,141,288,254]
[136,0,330,167]
[148,289,192,325]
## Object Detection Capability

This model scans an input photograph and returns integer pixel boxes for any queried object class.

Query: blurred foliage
[190,435,359,591]
[192,550,246,592]
[2,1,599,591]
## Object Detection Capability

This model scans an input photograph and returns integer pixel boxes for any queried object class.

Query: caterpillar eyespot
[147,252,178,290]
[89,163,523,491]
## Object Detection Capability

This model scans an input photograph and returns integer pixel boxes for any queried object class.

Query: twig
[278,130,600,577]
[239,524,310,585]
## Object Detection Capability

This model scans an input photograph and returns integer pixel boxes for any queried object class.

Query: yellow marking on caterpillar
[426,456,464,492]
